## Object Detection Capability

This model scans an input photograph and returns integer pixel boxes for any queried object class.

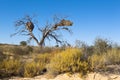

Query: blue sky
[0,0,120,46]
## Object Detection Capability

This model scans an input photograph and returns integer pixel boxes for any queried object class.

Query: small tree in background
[11,15,73,48]
[20,41,27,46]
[75,40,94,60]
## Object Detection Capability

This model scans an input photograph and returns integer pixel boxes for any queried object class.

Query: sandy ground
[7,72,120,80]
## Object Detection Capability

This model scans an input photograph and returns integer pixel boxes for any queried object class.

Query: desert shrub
[39,47,53,53]
[0,48,3,53]
[6,46,33,55]
[88,48,120,71]
[75,40,94,60]
[32,47,53,54]
[23,61,45,77]
[34,53,51,64]
[5,46,23,55]
[32,47,41,53]
[75,40,87,49]
[105,48,120,65]
[88,54,106,71]
[47,48,89,75]
[22,53,52,77]
[81,46,94,61]
[22,46,33,54]
[0,59,21,77]
[93,38,112,54]
[0,50,6,61]
[23,61,39,77]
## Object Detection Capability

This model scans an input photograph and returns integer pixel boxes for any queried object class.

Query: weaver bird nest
[54,19,73,29]
[26,22,34,32]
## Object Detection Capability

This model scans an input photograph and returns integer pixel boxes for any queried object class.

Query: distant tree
[11,15,73,48]
[55,44,59,47]
[20,41,27,46]
[93,38,112,54]
[75,40,86,48]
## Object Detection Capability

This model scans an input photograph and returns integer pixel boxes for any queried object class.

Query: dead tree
[12,15,73,48]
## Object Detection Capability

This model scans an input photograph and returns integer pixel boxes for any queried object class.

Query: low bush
[4,46,24,55]
[0,59,21,77]
[34,53,51,64]
[22,53,51,77]
[23,61,39,77]
[22,46,33,54]
[47,48,89,75]
[88,48,120,71]
[0,50,6,61]
[105,49,120,65]
[32,47,53,54]
[23,61,45,77]
[88,54,106,71]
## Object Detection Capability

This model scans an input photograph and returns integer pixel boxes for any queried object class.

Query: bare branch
[29,32,39,45]
[27,37,33,43]
[15,20,25,26]
[48,33,62,43]
[62,27,73,34]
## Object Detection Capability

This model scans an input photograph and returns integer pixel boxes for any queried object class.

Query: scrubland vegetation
[0,38,120,78]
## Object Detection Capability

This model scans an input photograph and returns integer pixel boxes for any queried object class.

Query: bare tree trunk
[29,32,40,46]
[39,29,51,48]
[29,32,48,48]
[39,37,45,47]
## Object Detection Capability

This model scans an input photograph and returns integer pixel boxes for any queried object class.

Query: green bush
[47,48,89,75]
